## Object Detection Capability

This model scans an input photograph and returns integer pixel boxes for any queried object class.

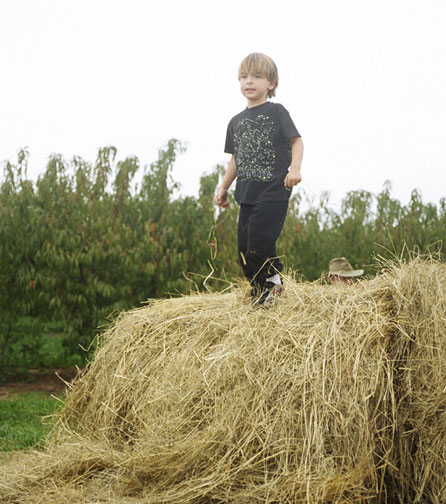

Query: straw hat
[328,257,364,278]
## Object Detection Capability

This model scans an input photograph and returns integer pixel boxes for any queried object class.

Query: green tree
[0,150,45,379]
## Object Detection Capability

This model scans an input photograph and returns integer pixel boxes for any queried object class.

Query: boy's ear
[268,81,276,90]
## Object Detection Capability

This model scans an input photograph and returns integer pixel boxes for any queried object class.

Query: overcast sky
[1,0,445,209]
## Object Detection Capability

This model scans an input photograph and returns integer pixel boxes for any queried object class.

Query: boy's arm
[215,155,236,208]
[284,136,303,188]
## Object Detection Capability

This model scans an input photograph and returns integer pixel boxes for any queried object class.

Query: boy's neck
[246,97,268,109]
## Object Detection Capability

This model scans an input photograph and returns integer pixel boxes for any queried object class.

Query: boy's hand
[284,166,302,188]
[215,186,230,208]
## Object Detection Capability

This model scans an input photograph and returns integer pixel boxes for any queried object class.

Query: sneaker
[256,281,284,308]
[263,283,284,308]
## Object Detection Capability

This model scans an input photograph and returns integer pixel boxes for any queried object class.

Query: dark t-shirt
[224,102,300,204]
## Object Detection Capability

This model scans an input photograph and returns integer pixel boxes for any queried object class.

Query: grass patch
[0,392,64,451]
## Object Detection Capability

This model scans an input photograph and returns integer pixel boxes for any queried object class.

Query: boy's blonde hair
[238,53,279,98]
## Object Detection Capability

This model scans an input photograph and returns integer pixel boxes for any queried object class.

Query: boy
[215,53,303,306]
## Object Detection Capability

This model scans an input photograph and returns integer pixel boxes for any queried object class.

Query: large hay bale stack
[1,259,445,503]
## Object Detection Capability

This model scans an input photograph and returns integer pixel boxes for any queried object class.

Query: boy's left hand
[284,166,302,188]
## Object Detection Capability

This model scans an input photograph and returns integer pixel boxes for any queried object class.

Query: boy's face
[239,71,275,108]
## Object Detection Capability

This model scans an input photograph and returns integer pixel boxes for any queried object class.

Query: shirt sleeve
[276,104,300,141]
[224,120,234,154]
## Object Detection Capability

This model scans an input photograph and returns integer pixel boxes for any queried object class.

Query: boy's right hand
[215,187,230,208]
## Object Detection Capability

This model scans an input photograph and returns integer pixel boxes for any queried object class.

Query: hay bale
[1,258,445,503]
[384,259,446,503]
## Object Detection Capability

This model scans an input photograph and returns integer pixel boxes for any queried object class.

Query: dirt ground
[0,368,81,399]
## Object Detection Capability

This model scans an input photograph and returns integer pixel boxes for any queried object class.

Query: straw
[1,257,445,503]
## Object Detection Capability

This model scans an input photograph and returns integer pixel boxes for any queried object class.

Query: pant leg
[244,200,289,287]
[237,204,256,281]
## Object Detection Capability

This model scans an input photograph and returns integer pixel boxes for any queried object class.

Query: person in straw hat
[328,257,364,285]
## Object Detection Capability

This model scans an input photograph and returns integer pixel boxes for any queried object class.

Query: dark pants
[237,200,289,288]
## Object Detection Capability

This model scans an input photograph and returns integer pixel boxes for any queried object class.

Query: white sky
[1,0,445,209]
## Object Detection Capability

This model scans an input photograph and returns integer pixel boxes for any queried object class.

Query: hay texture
[1,258,446,503]
[385,259,446,502]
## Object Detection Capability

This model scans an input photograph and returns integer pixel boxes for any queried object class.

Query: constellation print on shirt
[233,114,276,182]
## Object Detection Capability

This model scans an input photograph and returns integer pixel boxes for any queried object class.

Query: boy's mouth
[245,88,255,93]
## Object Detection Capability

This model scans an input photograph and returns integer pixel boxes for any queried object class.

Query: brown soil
[0,368,81,399]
